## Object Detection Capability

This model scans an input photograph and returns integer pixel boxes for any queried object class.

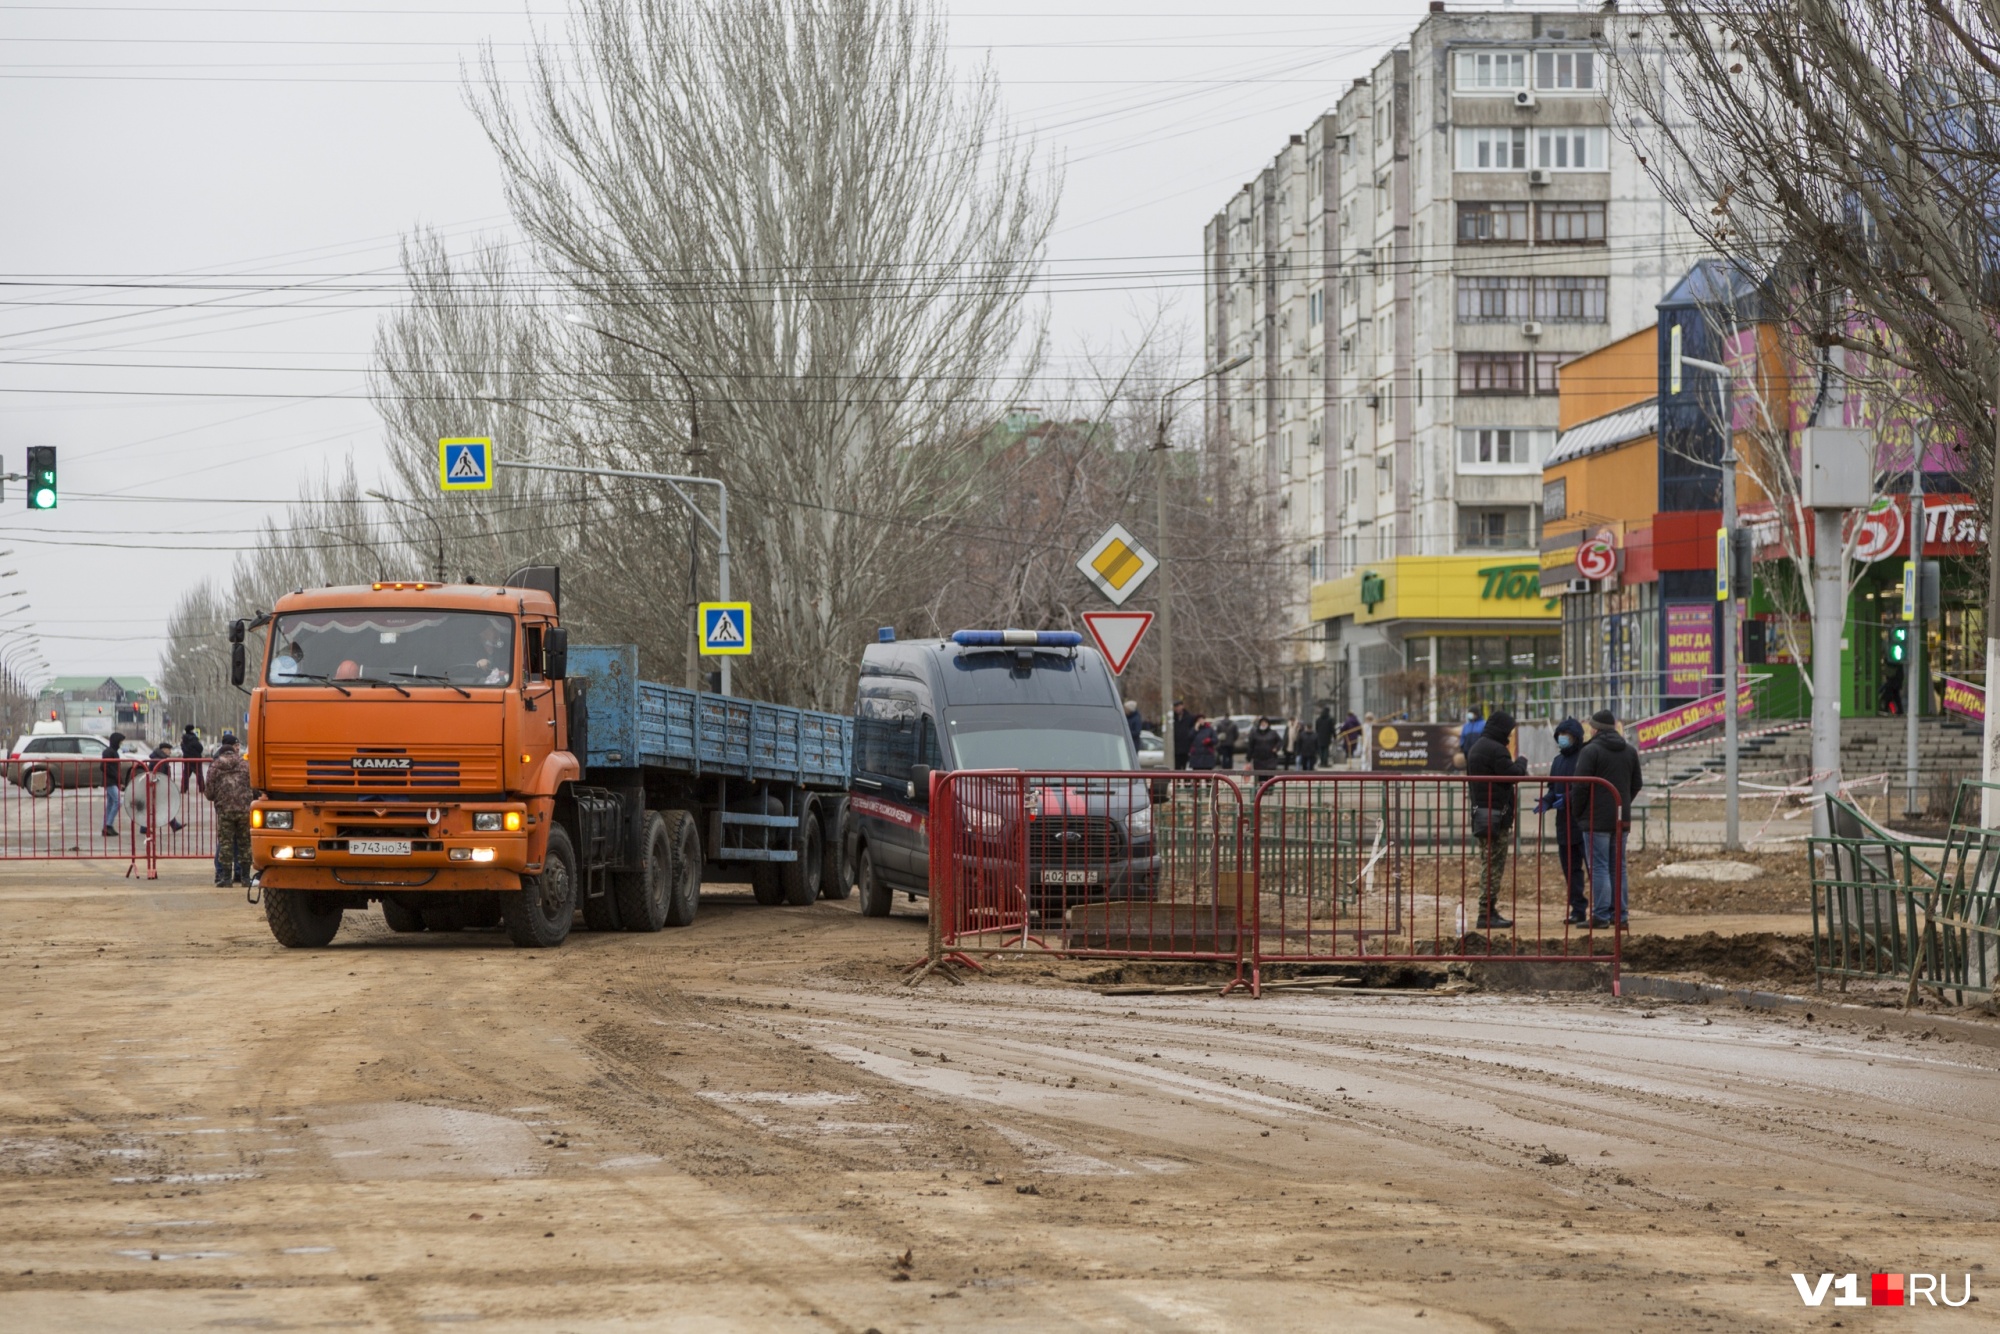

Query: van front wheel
[858,846,891,918]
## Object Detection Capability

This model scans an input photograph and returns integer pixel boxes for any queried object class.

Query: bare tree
[468,0,1056,708]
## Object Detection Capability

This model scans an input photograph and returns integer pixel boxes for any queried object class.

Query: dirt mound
[1622,931,1817,987]
[1627,849,1811,915]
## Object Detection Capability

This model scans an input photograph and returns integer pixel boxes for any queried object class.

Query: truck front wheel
[266,888,343,948]
[614,811,671,932]
[506,826,577,948]
[381,897,426,933]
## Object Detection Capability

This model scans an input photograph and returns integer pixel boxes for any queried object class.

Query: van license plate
[1040,869,1099,885]
[350,840,411,856]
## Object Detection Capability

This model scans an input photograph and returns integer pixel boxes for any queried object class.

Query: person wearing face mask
[1534,716,1590,926]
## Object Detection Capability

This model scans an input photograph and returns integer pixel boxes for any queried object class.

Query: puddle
[309,1103,542,1180]
[280,1245,334,1254]
[989,1124,1126,1176]
[112,1248,235,1261]
[592,1155,664,1170]
[112,1172,259,1184]
[696,1091,862,1107]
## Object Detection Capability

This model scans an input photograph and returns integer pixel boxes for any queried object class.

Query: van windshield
[944,706,1135,771]
[267,610,514,687]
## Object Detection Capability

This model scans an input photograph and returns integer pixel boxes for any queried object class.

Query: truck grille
[1028,816,1124,864]
[265,745,500,793]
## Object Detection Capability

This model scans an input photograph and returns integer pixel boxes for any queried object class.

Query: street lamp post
[1153,352,1251,742]
[1678,351,1742,850]
[366,491,447,583]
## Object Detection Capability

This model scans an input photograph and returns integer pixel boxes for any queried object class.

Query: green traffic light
[30,486,54,510]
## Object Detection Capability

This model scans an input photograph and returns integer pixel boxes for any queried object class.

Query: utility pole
[1678,349,1741,850]
[1905,455,1924,819]
[1153,353,1250,740]
[1986,361,2000,828]
[366,490,446,583]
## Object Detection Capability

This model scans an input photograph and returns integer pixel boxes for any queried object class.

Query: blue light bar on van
[951,630,1083,648]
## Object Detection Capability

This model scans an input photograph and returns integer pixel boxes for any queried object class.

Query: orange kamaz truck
[233,568,852,948]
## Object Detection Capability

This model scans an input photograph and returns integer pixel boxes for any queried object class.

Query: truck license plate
[350,840,411,856]
[1040,869,1099,885]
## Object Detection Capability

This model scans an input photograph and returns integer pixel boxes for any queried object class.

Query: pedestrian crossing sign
[438,437,494,491]
[699,602,752,656]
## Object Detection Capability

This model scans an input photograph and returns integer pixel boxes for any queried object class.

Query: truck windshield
[267,610,514,687]
[944,706,1135,771]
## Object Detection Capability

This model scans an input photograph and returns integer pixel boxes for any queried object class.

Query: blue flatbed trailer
[565,645,854,911]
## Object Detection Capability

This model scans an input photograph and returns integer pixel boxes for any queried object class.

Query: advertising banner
[1369,722,1461,771]
[1665,603,1715,696]
[1633,682,1755,751]
[1943,676,1986,726]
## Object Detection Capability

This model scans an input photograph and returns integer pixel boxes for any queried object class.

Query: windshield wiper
[348,676,412,698]
[281,672,350,697]
[388,671,471,699]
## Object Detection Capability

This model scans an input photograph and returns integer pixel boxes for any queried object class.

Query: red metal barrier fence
[139,757,218,877]
[0,755,221,879]
[923,769,1626,995]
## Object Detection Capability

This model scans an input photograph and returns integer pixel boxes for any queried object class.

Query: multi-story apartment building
[1203,2,1701,721]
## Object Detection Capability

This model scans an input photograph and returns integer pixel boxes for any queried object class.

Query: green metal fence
[1808,785,2000,1003]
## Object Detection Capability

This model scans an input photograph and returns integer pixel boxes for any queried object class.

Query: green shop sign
[1479,563,1558,609]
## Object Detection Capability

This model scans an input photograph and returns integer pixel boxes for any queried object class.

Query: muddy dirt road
[1,862,1995,1331]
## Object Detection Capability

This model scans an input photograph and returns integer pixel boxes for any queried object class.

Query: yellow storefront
[1311,554,1562,720]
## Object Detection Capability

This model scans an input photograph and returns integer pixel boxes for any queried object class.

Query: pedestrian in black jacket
[1171,700,1195,770]
[1465,709,1527,929]
[1246,717,1283,774]
[1573,709,1643,927]
[1533,716,1589,925]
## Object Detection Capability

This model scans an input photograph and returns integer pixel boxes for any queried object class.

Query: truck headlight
[1126,805,1153,839]
[260,809,293,830]
[473,812,503,831]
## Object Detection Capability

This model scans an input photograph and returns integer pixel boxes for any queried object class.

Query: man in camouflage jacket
[206,732,253,888]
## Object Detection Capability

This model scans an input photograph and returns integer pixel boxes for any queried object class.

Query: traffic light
[1891,624,1908,663]
[25,447,55,510]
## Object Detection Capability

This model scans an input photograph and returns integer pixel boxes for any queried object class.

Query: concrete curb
[1619,972,2000,1048]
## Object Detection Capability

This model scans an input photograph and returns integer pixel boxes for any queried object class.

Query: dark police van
[844,628,1156,919]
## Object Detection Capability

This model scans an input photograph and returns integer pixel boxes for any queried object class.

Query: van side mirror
[229,643,246,687]
[544,627,569,681]
[910,764,932,803]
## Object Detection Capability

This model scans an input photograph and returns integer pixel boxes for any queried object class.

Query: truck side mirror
[544,627,569,681]
[230,643,246,687]
[228,618,245,645]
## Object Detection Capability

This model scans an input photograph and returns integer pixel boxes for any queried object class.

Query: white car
[1136,729,1168,770]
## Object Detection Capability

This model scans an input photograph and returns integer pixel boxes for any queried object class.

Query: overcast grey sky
[0,0,1445,682]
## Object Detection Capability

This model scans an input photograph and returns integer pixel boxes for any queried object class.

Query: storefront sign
[1633,681,1755,751]
[1575,529,1618,581]
[1849,494,1989,563]
[1369,722,1459,771]
[1478,564,1549,603]
[1943,675,1986,725]
[1665,603,1715,696]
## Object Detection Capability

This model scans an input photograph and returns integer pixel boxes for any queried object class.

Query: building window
[1457,127,1528,170]
[1537,201,1607,244]
[1459,352,1529,395]
[1535,50,1596,90]
[1309,289,1323,325]
[1534,275,1607,322]
[1456,50,1528,90]
[1458,427,1552,469]
[1460,507,1534,550]
[1457,276,1531,321]
[1458,200,1530,242]
[1534,127,1608,171]
[1459,353,1567,396]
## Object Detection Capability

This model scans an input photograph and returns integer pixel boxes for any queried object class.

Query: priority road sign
[439,437,494,491]
[699,601,752,655]
[1081,610,1153,675]
[1077,523,1158,606]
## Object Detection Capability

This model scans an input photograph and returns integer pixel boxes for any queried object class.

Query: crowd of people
[1135,700,1366,774]
[89,725,253,887]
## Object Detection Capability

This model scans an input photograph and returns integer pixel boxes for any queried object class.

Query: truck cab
[845,629,1155,920]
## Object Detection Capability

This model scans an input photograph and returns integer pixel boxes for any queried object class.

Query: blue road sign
[439,437,493,491]
[699,602,752,656]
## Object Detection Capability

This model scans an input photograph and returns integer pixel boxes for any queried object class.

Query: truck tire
[779,803,821,906]
[381,897,426,933]
[614,811,671,933]
[750,864,785,905]
[819,800,851,900]
[858,844,892,918]
[506,825,576,948]
[266,888,343,948]
[662,810,700,928]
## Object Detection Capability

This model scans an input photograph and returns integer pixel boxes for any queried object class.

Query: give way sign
[1081,610,1153,675]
